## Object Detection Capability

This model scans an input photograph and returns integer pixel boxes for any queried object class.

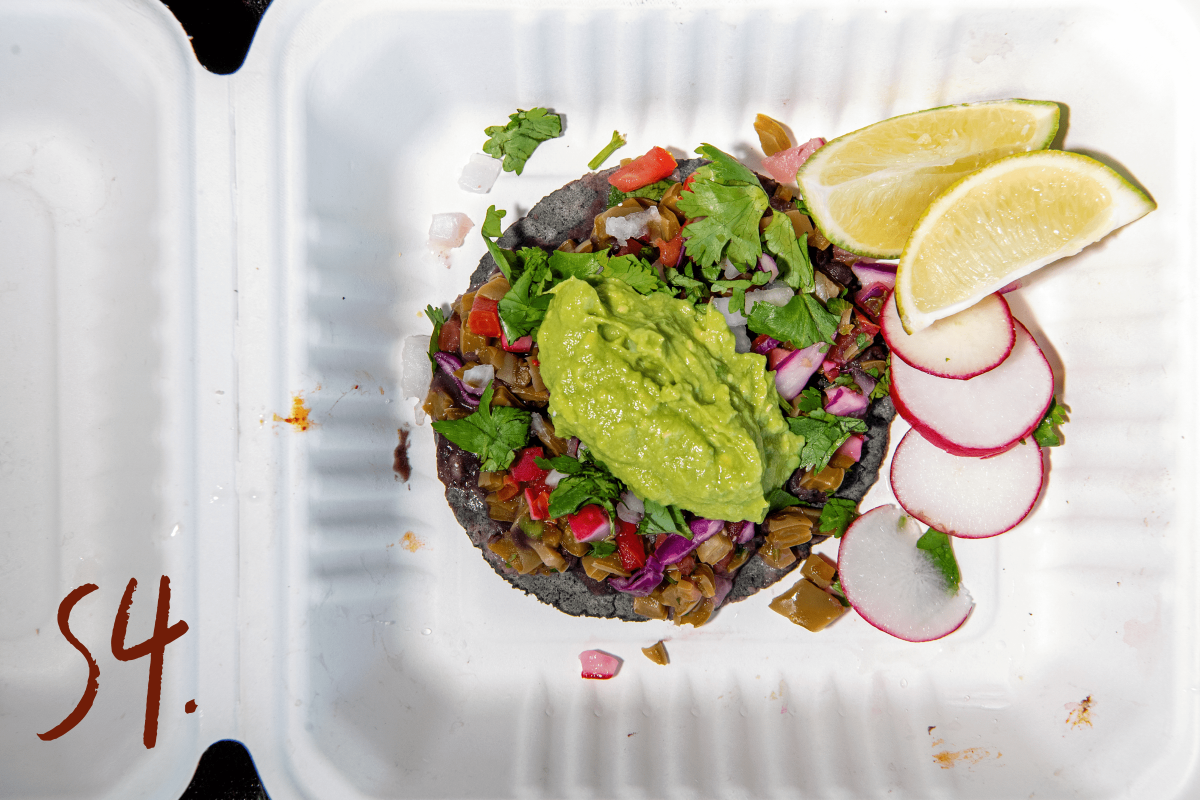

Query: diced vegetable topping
[608,146,678,192]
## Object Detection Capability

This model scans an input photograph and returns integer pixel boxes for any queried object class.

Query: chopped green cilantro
[795,387,824,414]
[431,382,531,472]
[855,332,872,351]
[916,528,962,592]
[589,130,626,170]
[1033,397,1069,447]
[483,107,562,175]
[762,212,814,292]
[481,206,517,282]
[537,451,625,519]
[608,178,676,207]
[818,498,858,538]
[767,488,804,513]
[589,541,618,559]
[868,360,892,401]
[639,497,692,539]
[677,144,768,270]
[788,410,867,473]
[423,305,445,365]
[747,293,839,349]
[497,248,553,340]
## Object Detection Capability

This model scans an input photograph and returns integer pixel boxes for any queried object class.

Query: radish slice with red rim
[881,292,1015,380]
[890,428,1044,539]
[838,505,974,642]
[889,320,1053,457]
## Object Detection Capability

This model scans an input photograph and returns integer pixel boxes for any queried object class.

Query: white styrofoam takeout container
[1,0,1199,797]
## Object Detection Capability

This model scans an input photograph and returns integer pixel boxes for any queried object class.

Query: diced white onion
[722,258,740,279]
[401,335,432,400]
[603,206,660,245]
[545,469,567,489]
[458,153,501,194]
[709,295,746,328]
[616,491,645,523]
[428,212,475,249]
[461,363,494,393]
[744,285,794,316]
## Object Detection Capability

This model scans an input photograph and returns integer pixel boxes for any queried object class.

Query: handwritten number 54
[37,577,189,748]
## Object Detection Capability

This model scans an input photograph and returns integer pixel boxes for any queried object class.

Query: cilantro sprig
[761,212,814,293]
[423,305,445,365]
[1033,397,1069,446]
[817,498,858,538]
[788,409,868,474]
[589,130,626,170]
[431,382,531,471]
[916,528,962,592]
[535,452,625,519]
[677,144,769,270]
[639,498,692,539]
[747,293,839,350]
[483,107,563,175]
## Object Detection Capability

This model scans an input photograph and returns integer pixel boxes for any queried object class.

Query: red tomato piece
[525,487,551,521]
[509,446,548,484]
[438,314,462,353]
[608,146,678,192]
[467,295,502,337]
[616,520,647,571]
[653,231,684,268]
[497,473,521,502]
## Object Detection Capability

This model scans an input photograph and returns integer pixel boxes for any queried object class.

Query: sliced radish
[889,321,1053,457]
[890,428,1044,538]
[837,505,974,642]
[579,650,622,679]
[881,293,1015,379]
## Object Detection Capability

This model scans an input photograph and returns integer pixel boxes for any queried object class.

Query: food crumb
[641,641,669,665]
[273,394,314,431]
[933,747,997,769]
[394,426,412,481]
[401,531,425,552]
[1065,695,1094,728]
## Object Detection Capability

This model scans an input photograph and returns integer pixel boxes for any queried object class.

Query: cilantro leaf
[600,254,667,294]
[693,143,762,186]
[639,497,692,539]
[482,107,562,175]
[1033,397,1069,447]
[818,498,858,538]
[481,206,517,282]
[795,387,824,414]
[423,305,445,365]
[747,293,840,349]
[762,212,814,292]
[544,452,625,519]
[678,180,769,269]
[589,130,626,170]
[788,411,867,473]
[916,528,962,591]
[431,382,531,471]
[868,360,892,401]
[608,178,676,207]
[589,541,618,558]
[664,268,708,304]
[767,488,804,513]
[825,296,852,318]
[710,279,753,315]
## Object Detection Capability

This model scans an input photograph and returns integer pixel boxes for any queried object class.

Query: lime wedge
[895,150,1156,333]
[797,100,1060,258]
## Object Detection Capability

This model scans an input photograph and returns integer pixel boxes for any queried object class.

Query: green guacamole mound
[537,277,802,523]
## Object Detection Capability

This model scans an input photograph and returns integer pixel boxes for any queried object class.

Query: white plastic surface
[2,0,1199,798]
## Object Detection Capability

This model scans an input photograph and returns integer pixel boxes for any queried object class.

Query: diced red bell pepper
[682,173,698,193]
[510,446,548,484]
[500,328,533,352]
[525,487,551,520]
[617,239,647,257]
[467,295,502,337]
[497,472,521,502]
[616,520,646,571]
[608,146,678,192]
[653,230,684,268]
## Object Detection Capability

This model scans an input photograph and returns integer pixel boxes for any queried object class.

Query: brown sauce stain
[400,531,425,552]
[273,394,314,431]
[394,426,412,481]
[1066,695,1094,728]
[933,747,998,769]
